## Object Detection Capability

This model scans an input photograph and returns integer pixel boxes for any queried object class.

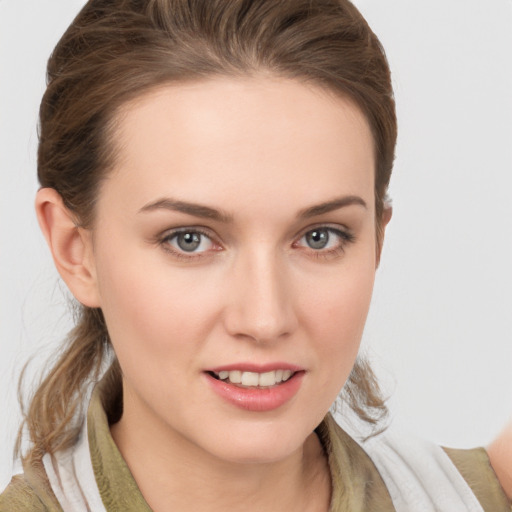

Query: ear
[35,188,100,307]
[376,205,392,267]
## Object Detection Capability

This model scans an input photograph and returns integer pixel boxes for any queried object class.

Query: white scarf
[42,408,484,512]
[42,416,107,512]
[337,414,485,512]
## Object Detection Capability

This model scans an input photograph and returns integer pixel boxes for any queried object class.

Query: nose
[223,249,298,344]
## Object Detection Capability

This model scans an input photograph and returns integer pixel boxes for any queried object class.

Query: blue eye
[293,226,355,260]
[299,227,351,251]
[166,230,214,253]
[304,228,330,249]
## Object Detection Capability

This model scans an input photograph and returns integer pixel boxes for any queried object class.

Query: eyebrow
[138,194,367,222]
[138,198,233,223]
[297,195,367,218]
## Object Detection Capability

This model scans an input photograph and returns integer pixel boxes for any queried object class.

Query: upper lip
[207,362,304,373]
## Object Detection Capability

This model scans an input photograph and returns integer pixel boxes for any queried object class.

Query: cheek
[320,283,373,363]
[297,256,376,376]
[301,254,375,331]
[93,241,222,360]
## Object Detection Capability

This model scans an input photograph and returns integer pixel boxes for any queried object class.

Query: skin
[36,77,387,512]
[488,420,512,501]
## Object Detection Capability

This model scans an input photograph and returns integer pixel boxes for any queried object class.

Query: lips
[210,369,295,387]
[204,363,305,411]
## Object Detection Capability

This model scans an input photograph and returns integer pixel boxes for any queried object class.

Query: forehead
[102,77,375,217]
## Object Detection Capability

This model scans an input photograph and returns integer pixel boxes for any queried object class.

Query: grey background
[1,0,511,489]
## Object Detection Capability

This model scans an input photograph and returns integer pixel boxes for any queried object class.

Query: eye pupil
[306,229,329,249]
[177,232,201,252]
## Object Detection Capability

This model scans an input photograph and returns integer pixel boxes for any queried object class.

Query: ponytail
[17,306,118,465]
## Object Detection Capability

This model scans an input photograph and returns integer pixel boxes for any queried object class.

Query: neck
[110,396,331,512]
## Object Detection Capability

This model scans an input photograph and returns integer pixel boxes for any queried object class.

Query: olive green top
[1,382,510,511]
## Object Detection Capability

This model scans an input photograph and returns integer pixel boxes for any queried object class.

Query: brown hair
[20,0,396,465]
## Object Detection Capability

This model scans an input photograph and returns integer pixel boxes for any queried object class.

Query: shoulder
[444,446,511,512]
[0,474,50,511]
[369,429,511,512]
[0,469,62,512]
[328,413,511,512]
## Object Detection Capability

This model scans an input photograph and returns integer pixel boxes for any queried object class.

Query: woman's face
[88,77,379,463]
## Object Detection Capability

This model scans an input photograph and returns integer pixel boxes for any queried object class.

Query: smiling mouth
[208,369,296,388]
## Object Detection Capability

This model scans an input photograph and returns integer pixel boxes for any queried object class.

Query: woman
[1,0,510,510]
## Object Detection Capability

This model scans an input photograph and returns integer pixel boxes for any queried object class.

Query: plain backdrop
[1,0,511,490]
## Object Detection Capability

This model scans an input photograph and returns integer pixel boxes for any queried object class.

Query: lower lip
[205,372,304,412]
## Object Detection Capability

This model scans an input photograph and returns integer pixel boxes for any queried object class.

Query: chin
[194,418,317,466]
[213,440,302,466]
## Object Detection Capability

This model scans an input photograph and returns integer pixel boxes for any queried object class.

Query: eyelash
[292,225,355,261]
[158,227,220,261]
[157,225,355,261]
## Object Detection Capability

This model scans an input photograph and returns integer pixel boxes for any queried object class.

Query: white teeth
[282,369,292,381]
[259,371,276,387]
[241,372,259,386]
[214,369,296,387]
[228,370,242,384]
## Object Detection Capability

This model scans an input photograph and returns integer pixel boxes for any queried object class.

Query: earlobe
[382,205,393,227]
[35,188,100,308]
